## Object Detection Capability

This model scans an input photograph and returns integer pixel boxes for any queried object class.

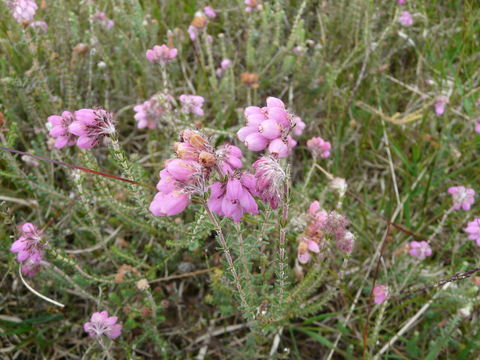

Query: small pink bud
[259,119,282,140]
[268,138,289,157]
[245,132,268,151]
[373,284,388,304]
[203,6,216,18]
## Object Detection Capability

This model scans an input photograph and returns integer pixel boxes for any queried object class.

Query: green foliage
[1,0,480,358]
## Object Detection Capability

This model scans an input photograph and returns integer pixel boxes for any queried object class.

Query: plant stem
[235,223,251,280]
[98,338,113,360]
[203,203,253,319]
[278,179,290,302]
[303,158,317,190]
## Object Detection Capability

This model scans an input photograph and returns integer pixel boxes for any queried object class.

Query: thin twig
[374,283,452,359]
[0,146,154,190]
[18,265,65,308]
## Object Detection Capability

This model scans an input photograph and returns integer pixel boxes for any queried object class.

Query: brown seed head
[191,15,207,29]
[189,133,209,149]
[199,151,216,167]
[241,72,260,88]
[73,43,89,55]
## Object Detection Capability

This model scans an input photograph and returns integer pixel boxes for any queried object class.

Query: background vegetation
[1,0,480,358]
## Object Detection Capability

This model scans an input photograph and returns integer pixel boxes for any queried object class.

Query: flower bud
[189,132,209,149]
[191,14,207,29]
[198,151,216,167]
[240,72,260,88]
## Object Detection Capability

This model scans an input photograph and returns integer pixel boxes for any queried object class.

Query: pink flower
[245,0,262,12]
[69,109,116,149]
[292,117,306,136]
[21,259,42,277]
[253,156,286,209]
[336,231,355,254]
[221,59,232,70]
[84,311,122,339]
[307,204,329,234]
[133,93,173,129]
[434,96,449,116]
[308,201,320,215]
[448,186,475,211]
[92,12,114,30]
[244,132,269,151]
[399,11,413,27]
[373,284,389,304]
[7,0,38,24]
[28,21,48,33]
[465,218,480,246]
[179,95,205,116]
[474,118,480,134]
[149,190,190,216]
[408,241,432,259]
[203,6,216,18]
[146,45,178,65]
[307,208,354,254]
[216,144,243,174]
[297,238,320,264]
[188,25,198,41]
[324,211,349,235]
[397,0,406,4]
[10,223,45,265]
[216,59,232,77]
[47,111,77,148]
[207,174,259,223]
[304,203,354,254]
[164,159,202,182]
[307,137,331,158]
[237,97,304,157]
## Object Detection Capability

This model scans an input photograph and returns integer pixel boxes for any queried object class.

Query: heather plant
[1,0,480,359]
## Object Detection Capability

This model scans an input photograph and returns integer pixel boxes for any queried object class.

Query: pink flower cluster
[150,130,212,217]
[399,11,413,27]
[307,137,331,158]
[133,93,173,129]
[150,129,285,222]
[92,12,114,30]
[465,218,480,246]
[179,94,205,116]
[146,45,178,65]
[7,0,38,24]
[47,108,115,149]
[297,201,355,264]
[84,311,122,339]
[10,223,45,277]
[208,174,259,222]
[448,186,475,211]
[373,284,389,304]
[253,156,286,209]
[475,118,480,134]
[408,241,432,260]
[237,97,306,158]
